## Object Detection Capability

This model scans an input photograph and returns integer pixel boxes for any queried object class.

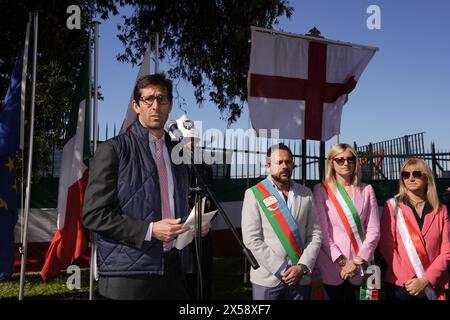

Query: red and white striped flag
[248,28,376,141]
[119,43,151,133]
[41,45,91,280]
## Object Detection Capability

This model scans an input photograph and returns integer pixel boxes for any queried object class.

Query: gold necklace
[409,198,425,209]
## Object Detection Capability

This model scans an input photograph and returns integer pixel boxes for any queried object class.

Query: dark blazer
[82,121,190,299]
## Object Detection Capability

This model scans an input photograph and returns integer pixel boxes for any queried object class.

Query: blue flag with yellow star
[0,46,23,281]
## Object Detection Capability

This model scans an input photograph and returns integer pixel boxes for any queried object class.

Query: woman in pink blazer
[379,158,449,300]
[313,144,380,300]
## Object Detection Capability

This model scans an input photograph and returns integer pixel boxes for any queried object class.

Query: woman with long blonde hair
[379,158,449,300]
[313,144,380,300]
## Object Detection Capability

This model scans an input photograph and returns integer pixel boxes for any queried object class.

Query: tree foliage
[99,0,293,125]
[0,0,292,177]
[0,0,93,178]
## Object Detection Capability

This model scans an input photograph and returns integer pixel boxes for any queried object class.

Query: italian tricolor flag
[41,45,91,280]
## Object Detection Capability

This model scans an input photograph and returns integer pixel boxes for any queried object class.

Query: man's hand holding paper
[174,197,218,250]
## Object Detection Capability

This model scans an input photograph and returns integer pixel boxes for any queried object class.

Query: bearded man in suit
[241,143,322,300]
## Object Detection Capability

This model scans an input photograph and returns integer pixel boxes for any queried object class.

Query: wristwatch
[299,264,310,275]
[336,256,347,267]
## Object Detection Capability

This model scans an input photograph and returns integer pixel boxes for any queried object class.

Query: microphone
[166,120,184,142]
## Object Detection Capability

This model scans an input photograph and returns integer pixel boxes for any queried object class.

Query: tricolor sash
[251,178,328,299]
[389,198,445,300]
[359,265,381,300]
[323,182,365,251]
[251,179,304,263]
[323,182,379,300]
[310,269,328,300]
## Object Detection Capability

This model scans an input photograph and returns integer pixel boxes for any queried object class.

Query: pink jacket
[379,200,450,293]
[313,183,380,285]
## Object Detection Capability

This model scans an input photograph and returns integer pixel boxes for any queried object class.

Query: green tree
[1,0,293,177]
[0,0,94,179]
[105,0,293,125]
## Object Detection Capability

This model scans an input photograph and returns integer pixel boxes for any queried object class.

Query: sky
[95,0,450,153]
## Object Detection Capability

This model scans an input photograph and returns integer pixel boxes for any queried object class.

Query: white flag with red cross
[248,28,377,141]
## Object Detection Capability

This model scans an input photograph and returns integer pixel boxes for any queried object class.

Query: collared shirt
[267,176,309,277]
[145,132,175,241]
[403,196,432,231]
[268,175,294,212]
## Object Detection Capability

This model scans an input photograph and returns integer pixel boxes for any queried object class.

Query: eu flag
[0,47,23,281]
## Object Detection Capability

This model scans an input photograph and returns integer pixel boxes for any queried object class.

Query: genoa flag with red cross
[248,28,377,141]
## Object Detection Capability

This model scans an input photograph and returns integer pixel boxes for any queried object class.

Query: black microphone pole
[187,145,259,270]
[190,172,205,300]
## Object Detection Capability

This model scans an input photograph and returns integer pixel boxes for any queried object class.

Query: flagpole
[243,110,251,285]
[154,32,159,73]
[19,13,32,246]
[88,24,92,151]
[88,22,94,301]
[93,21,100,151]
[19,11,38,300]
[20,15,31,150]
[89,20,100,301]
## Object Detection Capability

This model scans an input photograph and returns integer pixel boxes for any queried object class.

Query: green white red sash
[323,182,379,300]
[323,182,364,251]
[360,265,381,300]
[388,198,445,300]
[251,178,328,299]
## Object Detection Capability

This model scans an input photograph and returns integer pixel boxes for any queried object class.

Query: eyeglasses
[401,170,423,180]
[333,157,356,166]
[275,159,294,166]
[139,95,171,106]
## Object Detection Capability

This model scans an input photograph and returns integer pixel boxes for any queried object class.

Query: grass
[0,271,92,300]
[0,257,252,300]
[209,257,252,300]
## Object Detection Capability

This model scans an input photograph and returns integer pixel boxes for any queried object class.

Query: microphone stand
[189,179,206,300]
[186,145,259,300]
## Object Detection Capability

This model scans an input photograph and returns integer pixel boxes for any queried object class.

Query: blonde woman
[379,159,449,300]
[313,144,380,300]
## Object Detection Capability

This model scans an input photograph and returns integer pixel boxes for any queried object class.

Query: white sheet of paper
[174,197,218,250]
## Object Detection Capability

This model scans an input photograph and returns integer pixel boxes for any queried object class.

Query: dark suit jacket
[82,121,190,299]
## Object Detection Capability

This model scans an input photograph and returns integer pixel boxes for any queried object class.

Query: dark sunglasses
[401,170,423,179]
[333,156,356,166]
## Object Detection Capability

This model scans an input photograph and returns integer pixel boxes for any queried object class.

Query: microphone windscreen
[167,120,177,129]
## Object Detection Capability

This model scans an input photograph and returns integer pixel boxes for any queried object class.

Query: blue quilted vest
[96,121,191,276]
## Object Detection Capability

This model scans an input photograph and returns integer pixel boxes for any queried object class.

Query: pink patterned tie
[154,138,172,250]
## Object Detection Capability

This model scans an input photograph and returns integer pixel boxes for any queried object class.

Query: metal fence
[46,128,450,182]
[198,136,323,180]
[355,132,450,180]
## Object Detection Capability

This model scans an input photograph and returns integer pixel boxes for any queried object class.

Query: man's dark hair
[133,73,173,103]
[267,143,293,160]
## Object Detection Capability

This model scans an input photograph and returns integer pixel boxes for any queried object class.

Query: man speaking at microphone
[83,73,192,300]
